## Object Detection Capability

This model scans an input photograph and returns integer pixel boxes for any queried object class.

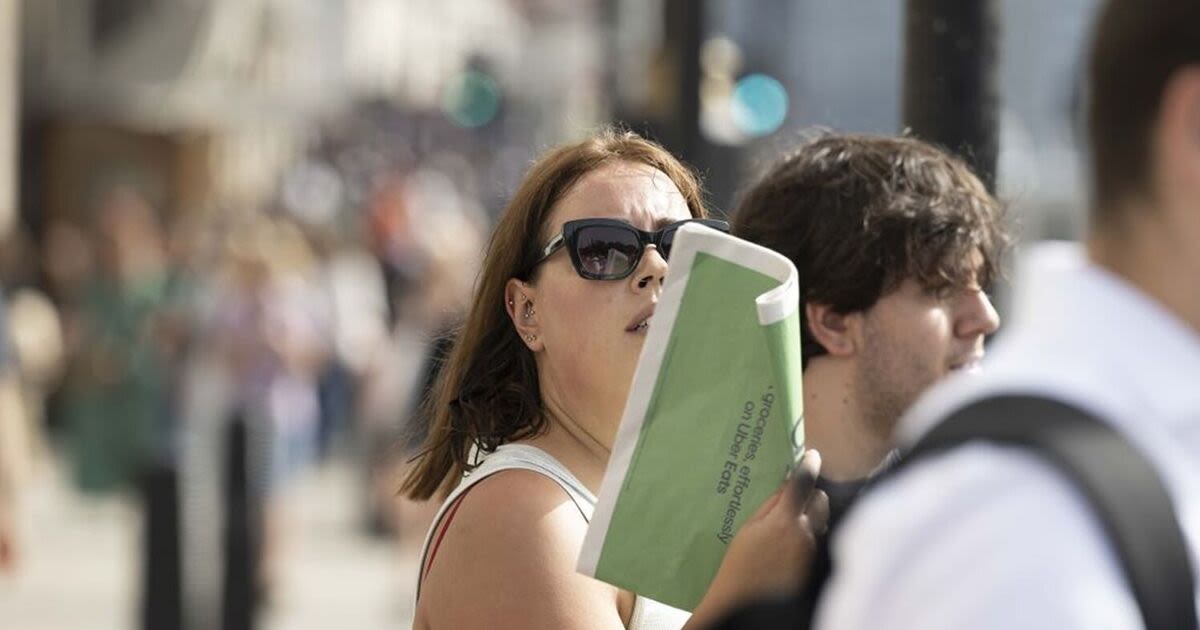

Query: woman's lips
[627,303,656,333]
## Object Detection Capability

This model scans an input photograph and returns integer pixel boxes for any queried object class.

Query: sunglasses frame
[534,217,730,280]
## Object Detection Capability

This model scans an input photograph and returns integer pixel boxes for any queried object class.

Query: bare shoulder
[419,469,628,629]
[434,469,589,571]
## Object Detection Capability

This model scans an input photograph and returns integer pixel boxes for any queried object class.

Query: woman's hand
[687,450,830,627]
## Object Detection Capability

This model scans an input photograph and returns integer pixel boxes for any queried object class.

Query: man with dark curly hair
[733,133,1007,523]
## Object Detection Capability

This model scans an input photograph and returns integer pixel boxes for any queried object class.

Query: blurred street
[0,1,1106,627]
[0,453,419,629]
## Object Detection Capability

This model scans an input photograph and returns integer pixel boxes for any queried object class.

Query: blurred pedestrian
[189,216,333,598]
[359,173,485,541]
[0,288,26,572]
[0,225,66,573]
[61,187,170,494]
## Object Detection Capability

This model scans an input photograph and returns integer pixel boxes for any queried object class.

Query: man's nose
[956,289,1001,338]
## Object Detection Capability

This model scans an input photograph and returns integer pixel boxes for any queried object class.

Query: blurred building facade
[16,0,615,230]
[13,0,1109,244]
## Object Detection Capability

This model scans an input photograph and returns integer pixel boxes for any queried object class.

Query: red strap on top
[421,486,474,584]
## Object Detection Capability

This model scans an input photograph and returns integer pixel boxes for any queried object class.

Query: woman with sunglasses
[405,129,827,629]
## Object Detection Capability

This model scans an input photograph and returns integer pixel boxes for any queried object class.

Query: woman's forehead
[545,162,691,235]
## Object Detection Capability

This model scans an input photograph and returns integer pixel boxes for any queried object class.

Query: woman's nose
[631,245,668,290]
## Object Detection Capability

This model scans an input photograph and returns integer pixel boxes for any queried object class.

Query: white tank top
[417,444,691,630]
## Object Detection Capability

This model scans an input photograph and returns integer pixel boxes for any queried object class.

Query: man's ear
[504,278,542,351]
[805,302,859,357]
[1155,65,1200,210]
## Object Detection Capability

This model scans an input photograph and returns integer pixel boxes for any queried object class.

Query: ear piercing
[510,295,535,320]
[525,334,536,342]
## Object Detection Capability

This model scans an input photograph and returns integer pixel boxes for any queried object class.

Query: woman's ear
[505,278,542,351]
[805,302,859,358]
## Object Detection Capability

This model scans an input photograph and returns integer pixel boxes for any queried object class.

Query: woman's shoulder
[457,466,587,535]
[431,467,588,573]
[420,468,626,627]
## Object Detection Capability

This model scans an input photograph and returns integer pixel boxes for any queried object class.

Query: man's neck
[1088,209,1200,336]
[801,358,893,483]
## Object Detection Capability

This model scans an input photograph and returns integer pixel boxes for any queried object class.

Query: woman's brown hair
[402,128,707,500]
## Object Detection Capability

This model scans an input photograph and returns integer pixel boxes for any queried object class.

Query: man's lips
[949,355,984,372]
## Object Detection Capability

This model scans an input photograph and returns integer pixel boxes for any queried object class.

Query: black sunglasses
[533,218,730,280]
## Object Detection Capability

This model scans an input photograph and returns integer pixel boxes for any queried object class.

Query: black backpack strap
[712,394,1197,630]
[896,394,1198,630]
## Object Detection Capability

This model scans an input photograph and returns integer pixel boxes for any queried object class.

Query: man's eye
[926,285,955,300]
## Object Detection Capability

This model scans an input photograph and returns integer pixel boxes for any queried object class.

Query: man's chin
[947,360,983,375]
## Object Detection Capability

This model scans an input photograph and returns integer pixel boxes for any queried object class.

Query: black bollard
[903,0,1001,192]
[140,462,182,630]
[222,415,259,630]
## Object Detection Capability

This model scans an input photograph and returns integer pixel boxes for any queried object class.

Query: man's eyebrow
[653,216,681,229]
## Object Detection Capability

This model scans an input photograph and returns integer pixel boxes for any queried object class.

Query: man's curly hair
[733,133,1009,367]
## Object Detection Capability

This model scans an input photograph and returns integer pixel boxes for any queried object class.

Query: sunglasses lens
[659,226,681,260]
[575,225,640,278]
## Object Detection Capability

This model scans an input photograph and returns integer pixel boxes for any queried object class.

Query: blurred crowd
[0,121,489,581]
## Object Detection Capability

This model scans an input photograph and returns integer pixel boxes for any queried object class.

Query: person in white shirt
[815,1,1200,628]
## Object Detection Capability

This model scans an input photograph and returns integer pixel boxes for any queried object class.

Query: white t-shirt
[816,242,1200,630]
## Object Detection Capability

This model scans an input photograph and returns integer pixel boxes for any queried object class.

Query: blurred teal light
[443,70,501,128]
[732,73,788,137]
